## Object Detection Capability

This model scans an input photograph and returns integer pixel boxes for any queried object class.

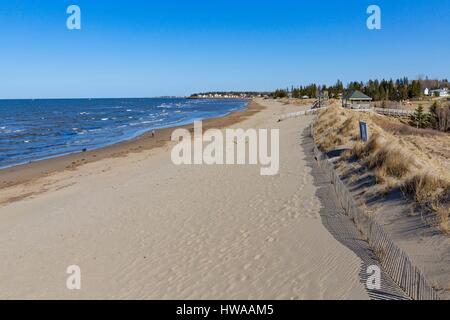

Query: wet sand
[0,101,263,194]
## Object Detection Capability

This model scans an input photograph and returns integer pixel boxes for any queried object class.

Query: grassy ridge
[314,106,450,233]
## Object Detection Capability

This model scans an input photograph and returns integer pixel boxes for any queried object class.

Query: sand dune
[0,99,393,299]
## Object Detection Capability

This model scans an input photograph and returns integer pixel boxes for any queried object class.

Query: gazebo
[343,90,372,109]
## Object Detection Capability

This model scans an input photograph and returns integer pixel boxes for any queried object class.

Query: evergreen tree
[409,105,429,128]
[273,89,288,98]
[292,87,301,99]
[429,101,440,129]
[380,86,386,102]
[409,80,422,98]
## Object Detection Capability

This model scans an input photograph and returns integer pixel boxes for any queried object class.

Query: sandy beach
[0,99,402,299]
[2,1,449,304]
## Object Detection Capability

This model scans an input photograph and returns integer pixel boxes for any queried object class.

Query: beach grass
[314,106,450,234]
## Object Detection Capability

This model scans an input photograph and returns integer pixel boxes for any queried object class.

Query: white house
[424,88,429,96]
[429,88,449,97]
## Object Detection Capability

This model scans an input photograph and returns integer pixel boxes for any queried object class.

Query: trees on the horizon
[337,78,423,101]
[275,77,449,102]
[291,84,318,98]
[273,89,288,98]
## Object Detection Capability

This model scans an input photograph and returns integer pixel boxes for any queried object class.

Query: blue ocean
[0,98,248,169]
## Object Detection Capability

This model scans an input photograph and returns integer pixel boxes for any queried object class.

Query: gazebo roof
[345,90,372,101]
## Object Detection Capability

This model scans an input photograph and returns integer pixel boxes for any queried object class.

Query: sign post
[359,121,369,142]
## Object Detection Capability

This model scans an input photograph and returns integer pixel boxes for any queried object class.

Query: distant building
[429,88,449,97]
[189,92,270,99]
[343,90,372,109]
[424,88,430,96]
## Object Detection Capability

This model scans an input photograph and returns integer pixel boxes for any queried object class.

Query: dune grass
[314,106,450,233]
[402,173,450,233]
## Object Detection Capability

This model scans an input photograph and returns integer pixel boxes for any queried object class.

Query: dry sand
[0,99,389,299]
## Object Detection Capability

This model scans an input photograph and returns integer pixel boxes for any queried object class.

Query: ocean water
[0,98,248,169]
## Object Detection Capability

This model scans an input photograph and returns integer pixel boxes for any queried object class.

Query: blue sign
[359,121,369,142]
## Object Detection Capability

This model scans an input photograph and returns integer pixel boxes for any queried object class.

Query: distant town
[189,91,271,99]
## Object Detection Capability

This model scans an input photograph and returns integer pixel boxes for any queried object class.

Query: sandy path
[0,99,371,299]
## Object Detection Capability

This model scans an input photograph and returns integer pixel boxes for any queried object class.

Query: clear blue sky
[0,0,449,98]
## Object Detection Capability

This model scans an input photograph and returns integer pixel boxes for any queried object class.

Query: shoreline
[0,100,263,190]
